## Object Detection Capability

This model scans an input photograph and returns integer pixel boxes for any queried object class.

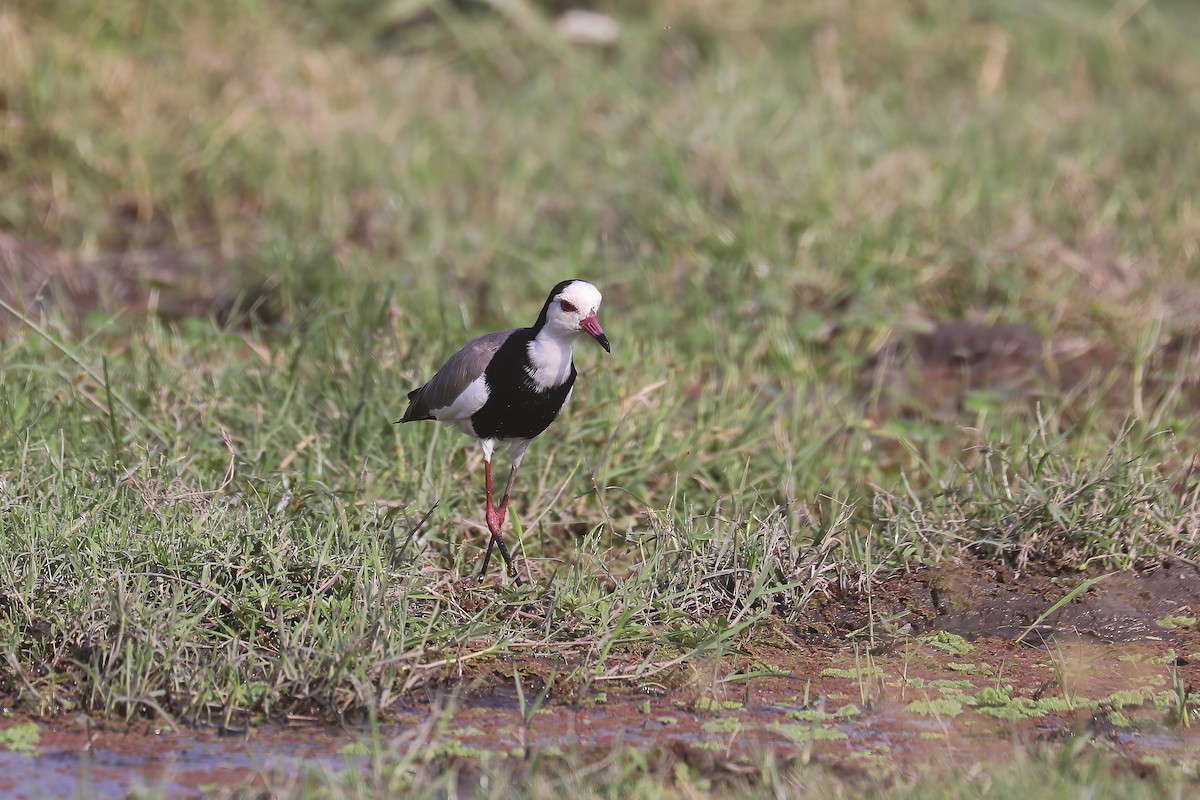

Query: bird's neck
[524,325,577,389]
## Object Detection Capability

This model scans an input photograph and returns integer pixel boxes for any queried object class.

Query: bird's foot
[487,532,522,586]
[479,527,522,587]
[481,499,519,585]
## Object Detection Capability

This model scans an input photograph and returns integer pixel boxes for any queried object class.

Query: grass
[200,738,1200,800]
[2,0,1200,794]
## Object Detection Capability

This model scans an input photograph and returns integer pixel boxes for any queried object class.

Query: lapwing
[398,279,611,584]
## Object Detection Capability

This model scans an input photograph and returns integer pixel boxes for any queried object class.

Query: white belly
[429,374,489,434]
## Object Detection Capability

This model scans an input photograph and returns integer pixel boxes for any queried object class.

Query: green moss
[1152,650,1179,665]
[1155,616,1197,629]
[701,717,743,733]
[821,666,884,680]
[339,741,370,757]
[1102,689,1150,708]
[435,741,492,759]
[786,709,833,722]
[0,723,40,754]
[904,698,963,717]
[785,704,858,722]
[1152,690,1184,711]
[979,704,1036,721]
[1032,696,1077,713]
[772,723,849,742]
[975,686,1015,707]
[917,632,973,656]
[696,698,744,712]
[948,662,994,676]
[446,726,486,737]
[695,741,728,751]
[974,693,1056,720]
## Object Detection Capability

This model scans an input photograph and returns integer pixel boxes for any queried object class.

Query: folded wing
[398,329,517,423]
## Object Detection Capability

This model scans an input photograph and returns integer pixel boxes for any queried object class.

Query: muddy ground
[2,559,1198,798]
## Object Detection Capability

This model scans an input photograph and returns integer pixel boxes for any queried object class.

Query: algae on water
[0,723,39,754]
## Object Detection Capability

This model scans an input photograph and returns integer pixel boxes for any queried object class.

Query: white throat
[525,326,577,388]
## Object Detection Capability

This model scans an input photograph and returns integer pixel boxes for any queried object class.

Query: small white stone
[556,9,620,47]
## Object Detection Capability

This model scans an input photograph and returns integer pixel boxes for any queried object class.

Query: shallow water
[0,724,355,799]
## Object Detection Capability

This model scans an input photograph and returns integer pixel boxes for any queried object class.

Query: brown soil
[2,560,1197,798]
[864,320,1200,420]
[0,232,279,334]
[921,559,1200,644]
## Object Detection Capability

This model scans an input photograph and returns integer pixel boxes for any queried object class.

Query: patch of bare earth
[864,309,1200,424]
[0,232,278,334]
[865,319,1200,422]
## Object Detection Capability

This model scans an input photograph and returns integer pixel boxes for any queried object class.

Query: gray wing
[398,329,517,423]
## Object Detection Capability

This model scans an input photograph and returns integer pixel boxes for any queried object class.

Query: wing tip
[396,409,434,424]
[396,386,429,424]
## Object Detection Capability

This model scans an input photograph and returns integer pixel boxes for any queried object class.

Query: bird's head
[539,279,610,353]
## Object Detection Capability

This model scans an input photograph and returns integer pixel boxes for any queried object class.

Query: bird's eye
[559,300,577,313]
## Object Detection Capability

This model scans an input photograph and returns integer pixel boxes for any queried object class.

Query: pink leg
[493,463,519,530]
[479,459,521,584]
[480,459,496,573]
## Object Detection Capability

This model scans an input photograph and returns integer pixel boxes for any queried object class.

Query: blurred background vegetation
[5,0,1197,339]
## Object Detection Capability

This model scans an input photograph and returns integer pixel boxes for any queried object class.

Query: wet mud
[922,559,1200,644]
[2,560,1197,798]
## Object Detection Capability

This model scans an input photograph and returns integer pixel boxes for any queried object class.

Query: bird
[397,279,611,584]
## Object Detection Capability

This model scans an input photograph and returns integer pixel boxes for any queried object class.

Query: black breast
[471,331,576,440]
